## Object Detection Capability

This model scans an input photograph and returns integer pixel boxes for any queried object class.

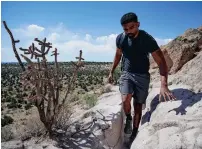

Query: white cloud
[72,34,80,40]
[47,32,60,42]
[27,25,44,33]
[52,39,115,59]
[96,34,117,44]
[13,24,45,37]
[45,24,118,56]
[2,23,173,62]
[155,38,173,46]
[85,34,92,41]
[47,23,80,41]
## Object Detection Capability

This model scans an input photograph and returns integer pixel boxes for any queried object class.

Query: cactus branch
[3,21,25,71]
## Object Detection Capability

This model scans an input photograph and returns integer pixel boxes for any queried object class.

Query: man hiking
[108,12,176,146]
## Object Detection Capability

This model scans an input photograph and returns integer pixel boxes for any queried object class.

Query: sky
[1,1,202,62]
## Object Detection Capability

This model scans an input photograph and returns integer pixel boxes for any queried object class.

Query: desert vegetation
[1,61,121,140]
[2,21,122,143]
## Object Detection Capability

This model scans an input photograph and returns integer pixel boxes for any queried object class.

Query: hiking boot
[129,128,138,142]
[124,118,132,134]
[124,128,138,148]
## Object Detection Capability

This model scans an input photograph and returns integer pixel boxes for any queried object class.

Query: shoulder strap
[119,32,126,49]
[119,32,126,72]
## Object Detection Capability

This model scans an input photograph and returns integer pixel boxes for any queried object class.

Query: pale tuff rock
[131,85,202,149]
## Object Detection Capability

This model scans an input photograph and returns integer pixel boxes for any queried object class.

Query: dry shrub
[17,117,46,141]
[1,125,14,142]
[53,105,73,131]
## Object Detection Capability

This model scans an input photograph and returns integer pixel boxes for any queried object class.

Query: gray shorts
[119,71,150,104]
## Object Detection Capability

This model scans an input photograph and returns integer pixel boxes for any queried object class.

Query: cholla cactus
[3,21,25,71]
[19,38,84,137]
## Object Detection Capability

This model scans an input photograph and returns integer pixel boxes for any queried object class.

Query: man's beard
[128,33,135,38]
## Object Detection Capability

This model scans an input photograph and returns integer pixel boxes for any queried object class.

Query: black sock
[126,113,132,120]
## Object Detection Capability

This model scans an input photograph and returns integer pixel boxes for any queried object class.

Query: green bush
[113,65,121,84]
[7,102,22,109]
[8,86,13,92]
[16,93,23,98]
[18,99,24,104]
[23,93,28,97]
[5,96,12,102]
[1,97,6,103]
[1,126,14,142]
[18,104,22,108]
[82,85,88,92]
[90,86,94,90]
[70,93,80,102]
[176,36,182,41]
[24,100,28,104]
[1,115,14,127]
[83,94,98,108]
[11,98,17,104]
[25,103,33,110]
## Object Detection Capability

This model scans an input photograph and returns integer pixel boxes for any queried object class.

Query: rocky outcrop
[131,84,202,149]
[133,50,202,149]
[67,89,124,149]
[169,51,202,92]
[1,139,59,149]
[167,27,202,74]
[150,26,202,74]
[197,26,202,32]
[150,49,173,72]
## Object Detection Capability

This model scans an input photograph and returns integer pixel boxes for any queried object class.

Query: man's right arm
[110,47,122,74]
[108,34,123,83]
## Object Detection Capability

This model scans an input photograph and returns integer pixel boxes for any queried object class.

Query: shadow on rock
[53,111,122,149]
[141,88,202,125]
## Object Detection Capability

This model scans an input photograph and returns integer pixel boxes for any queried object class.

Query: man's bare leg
[122,94,133,114]
[133,102,142,128]
[130,102,142,140]
[121,94,133,134]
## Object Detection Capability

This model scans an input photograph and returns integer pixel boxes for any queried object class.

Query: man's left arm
[151,49,176,102]
[151,49,168,87]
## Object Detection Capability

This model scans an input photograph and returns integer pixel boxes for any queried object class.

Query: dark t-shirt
[116,30,160,74]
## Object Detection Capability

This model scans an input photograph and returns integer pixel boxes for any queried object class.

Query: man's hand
[108,47,122,84]
[108,72,114,84]
[159,86,176,102]
[151,49,176,102]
